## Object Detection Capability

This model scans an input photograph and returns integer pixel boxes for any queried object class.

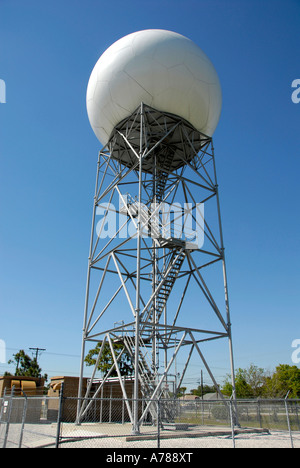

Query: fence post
[18,390,28,448]
[296,400,300,430]
[2,385,15,449]
[229,397,236,449]
[285,392,294,449]
[257,398,262,428]
[0,388,6,426]
[55,383,64,449]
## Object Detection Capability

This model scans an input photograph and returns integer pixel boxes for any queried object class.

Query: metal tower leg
[132,104,144,435]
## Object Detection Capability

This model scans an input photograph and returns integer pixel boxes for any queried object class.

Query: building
[0,375,46,423]
[48,375,141,423]
[0,375,45,397]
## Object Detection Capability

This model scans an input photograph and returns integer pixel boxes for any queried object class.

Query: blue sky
[0,0,299,390]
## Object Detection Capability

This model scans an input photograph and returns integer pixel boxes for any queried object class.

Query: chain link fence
[1,388,299,448]
[0,390,60,448]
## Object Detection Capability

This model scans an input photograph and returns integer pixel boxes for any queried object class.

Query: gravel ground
[57,431,299,449]
[2,422,299,448]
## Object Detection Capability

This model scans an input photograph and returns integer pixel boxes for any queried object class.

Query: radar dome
[86,29,222,146]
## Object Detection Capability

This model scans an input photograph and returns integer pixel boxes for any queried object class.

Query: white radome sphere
[86,29,222,146]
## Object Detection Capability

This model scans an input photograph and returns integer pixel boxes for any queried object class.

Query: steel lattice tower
[76,103,237,433]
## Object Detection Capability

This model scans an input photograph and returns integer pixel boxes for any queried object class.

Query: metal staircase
[117,152,189,424]
[115,247,186,424]
[152,249,186,323]
[120,334,178,424]
[154,146,175,203]
[121,334,158,421]
[121,194,198,249]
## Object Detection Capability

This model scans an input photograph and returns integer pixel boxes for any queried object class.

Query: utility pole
[29,347,46,362]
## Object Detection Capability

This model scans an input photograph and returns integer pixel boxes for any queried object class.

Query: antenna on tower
[77,29,237,432]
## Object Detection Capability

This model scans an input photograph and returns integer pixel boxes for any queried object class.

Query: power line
[5,347,80,359]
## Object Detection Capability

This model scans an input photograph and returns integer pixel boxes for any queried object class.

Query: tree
[263,364,300,398]
[85,341,133,377]
[222,364,266,398]
[176,387,187,398]
[7,349,47,381]
[222,364,300,399]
